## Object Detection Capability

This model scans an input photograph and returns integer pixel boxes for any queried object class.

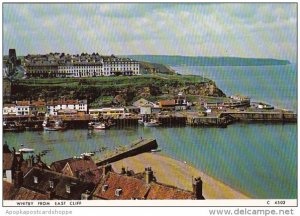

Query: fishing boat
[3,121,25,132]
[88,117,99,127]
[43,119,67,131]
[19,147,35,153]
[144,119,161,127]
[93,123,108,130]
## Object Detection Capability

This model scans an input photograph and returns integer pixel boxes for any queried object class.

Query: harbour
[3,122,297,199]
[3,63,297,199]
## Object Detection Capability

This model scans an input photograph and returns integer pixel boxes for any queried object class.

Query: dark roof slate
[23,167,95,200]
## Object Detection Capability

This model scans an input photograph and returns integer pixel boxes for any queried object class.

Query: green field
[19,74,210,87]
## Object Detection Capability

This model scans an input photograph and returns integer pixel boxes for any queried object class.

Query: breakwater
[96,139,158,166]
[220,111,297,122]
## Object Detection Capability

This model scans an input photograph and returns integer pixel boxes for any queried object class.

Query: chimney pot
[145,167,154,184]
[193,176,204,200]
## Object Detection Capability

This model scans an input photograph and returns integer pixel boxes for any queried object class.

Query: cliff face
[9,74,226,106]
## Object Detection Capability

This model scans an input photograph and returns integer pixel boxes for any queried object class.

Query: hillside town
[2,48,297,202]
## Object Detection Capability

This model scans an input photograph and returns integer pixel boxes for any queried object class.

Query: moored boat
[3,121,25,132]
[93,123,108,130]
[19,147,35,153]
[43,119,67,131]
[80,152,95,157]
[144,119,161,127]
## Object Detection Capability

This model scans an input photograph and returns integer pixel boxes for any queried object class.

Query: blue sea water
[3,64,297,199]
[173,64,297,111]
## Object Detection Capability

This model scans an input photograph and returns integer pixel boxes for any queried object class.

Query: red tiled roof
[23,167,95,200]
[93,172,150,200]
[61,158,102,184]
[2,178,47,200]
[159,100,176,106]
[3,181,18,200]
[3,104,16,108]
[3,153,14,170]
[13,187,48,200]
[31,101,46,107]
[66,100,79,105]
[16,101,30,106]
[147,182,195,200]
[50,158,76,172]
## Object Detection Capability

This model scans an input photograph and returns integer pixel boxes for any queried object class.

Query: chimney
[102,164,112,175]
[14,170,23,188]
[145,167,153,184]
[192,177,204,200]
[81,190,91,200]
[27,155,34,168]
[120,167,126,175]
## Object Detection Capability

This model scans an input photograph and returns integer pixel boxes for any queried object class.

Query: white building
[24,53,140,78]
[15,101,32,116]
[46,99,87,115]
[140,105,152,115]
[3,104,16,115]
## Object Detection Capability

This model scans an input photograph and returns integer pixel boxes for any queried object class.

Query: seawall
[96,138,158,166]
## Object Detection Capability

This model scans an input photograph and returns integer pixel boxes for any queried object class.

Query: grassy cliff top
[18,73,211,87]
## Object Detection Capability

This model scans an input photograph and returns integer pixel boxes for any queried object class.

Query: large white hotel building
[24,53,140,78]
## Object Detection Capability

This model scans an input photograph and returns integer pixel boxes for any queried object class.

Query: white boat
[93,123,108,130]
[81,152,95,157]
[19,147,35,153]
[144,119,161,127]
[88,117,99,127]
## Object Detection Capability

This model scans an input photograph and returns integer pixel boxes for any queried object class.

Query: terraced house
[24,53,140,78]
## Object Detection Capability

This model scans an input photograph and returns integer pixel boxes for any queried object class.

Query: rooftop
[3,181,48,200]
[93,172,150,200]
[23,167,95,200]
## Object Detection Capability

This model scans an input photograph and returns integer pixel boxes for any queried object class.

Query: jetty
[96,138,158,166]
[220,110,297,123]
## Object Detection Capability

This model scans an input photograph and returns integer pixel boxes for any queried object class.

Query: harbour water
[3,64,297,199]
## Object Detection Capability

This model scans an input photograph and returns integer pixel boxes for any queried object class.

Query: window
[102,184,109,192]
[34,176,38,184]
[49,180,54,188]
[66,184,71,193]
[115,188,122,197]
[3,170,7,178]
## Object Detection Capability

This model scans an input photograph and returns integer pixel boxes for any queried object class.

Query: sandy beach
[111,152,250,199]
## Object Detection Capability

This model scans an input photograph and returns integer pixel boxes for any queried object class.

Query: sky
[2,3,297,61]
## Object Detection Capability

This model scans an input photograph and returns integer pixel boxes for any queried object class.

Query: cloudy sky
[3,3,297,61]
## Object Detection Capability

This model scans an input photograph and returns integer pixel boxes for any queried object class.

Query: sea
[3,64,297,199]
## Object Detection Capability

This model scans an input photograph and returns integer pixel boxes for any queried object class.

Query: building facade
[24,53,140,78]
[3,104,16,116]
[46,99,87,115]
